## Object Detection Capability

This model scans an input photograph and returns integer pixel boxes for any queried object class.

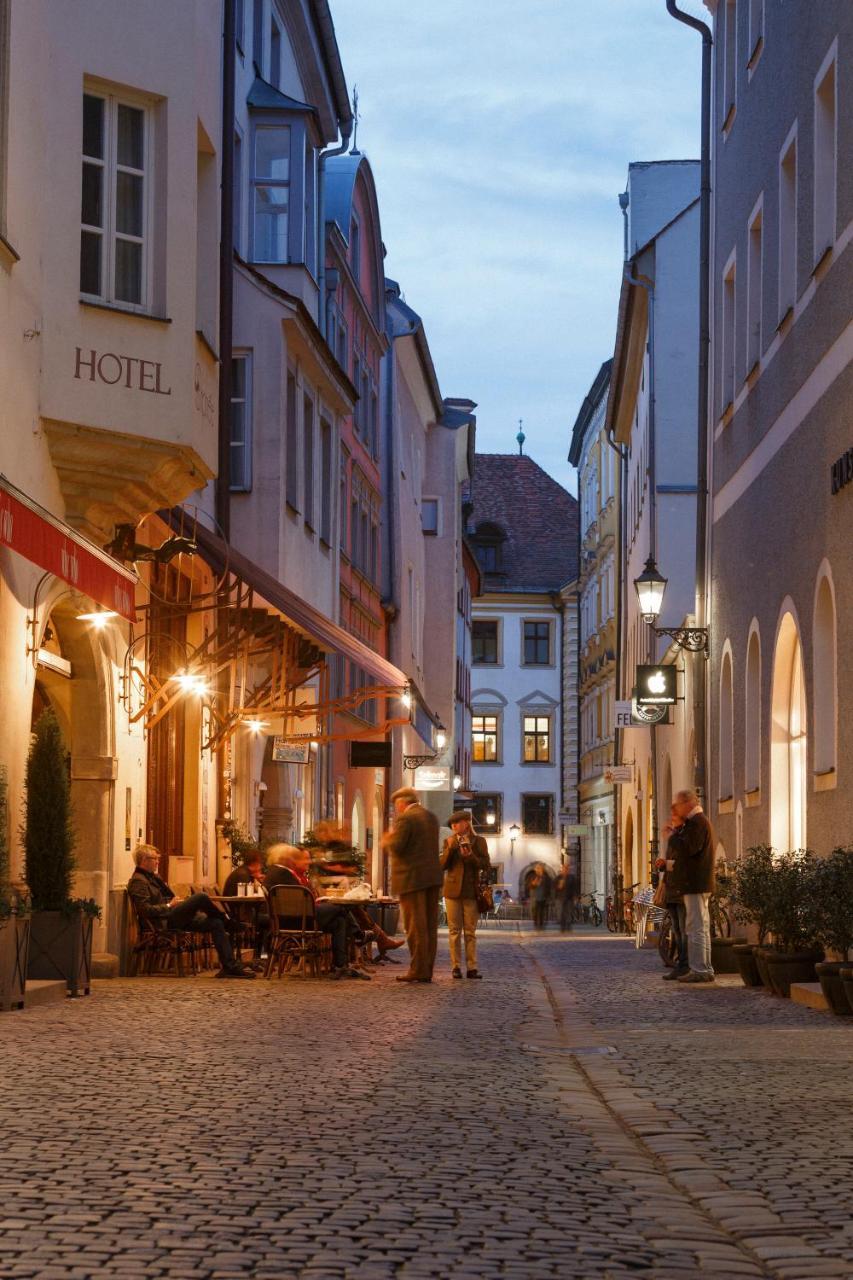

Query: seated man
[265,844,371,980]
[128,844,255,980]
[223,850,270,961]
[223,850,265,896]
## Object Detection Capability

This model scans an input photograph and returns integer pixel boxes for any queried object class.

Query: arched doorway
[32,600,114,947]
[770,610,807,851]
[518,861,556,903]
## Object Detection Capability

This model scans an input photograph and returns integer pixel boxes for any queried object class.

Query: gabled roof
[568,359,613,466]
[469,454,579,593]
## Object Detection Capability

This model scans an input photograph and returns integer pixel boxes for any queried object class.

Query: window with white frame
[472,714,500,763]
[746,201,763,373]
[421,498,439,535]
[252,125,290,262]
[81,91,150,307]
[721,254,736,413]
[523,714,551,764]
[745,625,761,793]
[230,353,252,492]
[719,648,734,802]
[813,48,837,265]
[778,129,797,320]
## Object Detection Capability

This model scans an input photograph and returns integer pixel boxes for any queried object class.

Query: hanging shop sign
[604,765,634,784]
[635,664,677,706]
[272,737,309,764]
[0,475,136,620]
[413,764,451,792]
[350,740,392,768]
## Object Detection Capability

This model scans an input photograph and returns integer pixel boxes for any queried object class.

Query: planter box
[28,909,93,997]
[733,943,763,987]
[763,949,822,998]
[711,936,747,974]
[815,961,853,1017]
[0,914,31,1011]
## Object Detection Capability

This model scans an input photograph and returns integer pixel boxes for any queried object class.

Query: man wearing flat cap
[382,787,442,982]
[441,810,491,979]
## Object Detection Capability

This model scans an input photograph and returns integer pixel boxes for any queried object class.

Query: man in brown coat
[382,787,442,983]
[440,810,490,979]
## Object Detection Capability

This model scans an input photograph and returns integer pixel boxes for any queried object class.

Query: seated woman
[127,844,255,979]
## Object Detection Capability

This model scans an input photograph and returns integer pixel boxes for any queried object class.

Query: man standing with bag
[667,789,716,984]
[382,787,442,983]
[441,810,491,980]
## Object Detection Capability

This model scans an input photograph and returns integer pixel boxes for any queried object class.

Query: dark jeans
[164,893,235,968]
[315,902,352,969]
[532,901,549,929]
[559,898,577,932]
[668,901,688,971]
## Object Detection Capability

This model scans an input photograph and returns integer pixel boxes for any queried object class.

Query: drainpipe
[624,268,659,879]
[217,0,236,542]
[666,0,713,803]
[605,425,627,888]
[317,122,353,340]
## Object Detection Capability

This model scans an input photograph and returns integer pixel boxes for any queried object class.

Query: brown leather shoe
[377,936,406,954]
[395,973,419,983]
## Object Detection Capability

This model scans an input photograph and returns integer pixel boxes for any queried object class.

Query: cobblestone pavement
[0,929,851,1279]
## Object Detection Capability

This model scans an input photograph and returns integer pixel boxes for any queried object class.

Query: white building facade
[468,453,579,901]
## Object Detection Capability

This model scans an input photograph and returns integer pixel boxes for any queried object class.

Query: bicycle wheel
[658,914,678,967]
[591,904,602,928]
[605,901,617,933]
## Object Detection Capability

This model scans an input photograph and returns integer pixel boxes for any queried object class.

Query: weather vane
[516,418,526,455]
[351,85,360,154]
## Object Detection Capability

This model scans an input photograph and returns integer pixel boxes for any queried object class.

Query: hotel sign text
[74,347,172,395]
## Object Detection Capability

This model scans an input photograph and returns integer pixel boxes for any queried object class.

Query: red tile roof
[468,453,579,592]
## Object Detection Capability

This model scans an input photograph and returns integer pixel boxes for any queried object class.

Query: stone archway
[770,610,807,852]
[33,599,115,949]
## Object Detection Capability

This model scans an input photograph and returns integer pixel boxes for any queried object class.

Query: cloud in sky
[330,0,706,493]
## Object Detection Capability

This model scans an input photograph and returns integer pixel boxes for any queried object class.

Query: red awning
[0,476,137,621]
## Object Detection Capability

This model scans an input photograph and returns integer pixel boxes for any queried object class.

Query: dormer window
[473,521,506,574]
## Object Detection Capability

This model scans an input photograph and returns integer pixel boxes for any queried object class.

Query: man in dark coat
[667,789,717,984]
[127,845,254,978]
[382,787,442,983]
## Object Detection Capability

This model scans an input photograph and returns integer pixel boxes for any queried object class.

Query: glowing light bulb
[400,688,412,710]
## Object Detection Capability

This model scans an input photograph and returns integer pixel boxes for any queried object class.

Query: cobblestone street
[1,931,852,1280]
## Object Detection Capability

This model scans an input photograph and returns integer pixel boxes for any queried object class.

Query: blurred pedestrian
[441,810,490,979]
[529,864,552,930]
[557,864,579,932]
[382,788,442,983]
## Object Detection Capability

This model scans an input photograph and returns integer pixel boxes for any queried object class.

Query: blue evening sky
[331,0,706,494]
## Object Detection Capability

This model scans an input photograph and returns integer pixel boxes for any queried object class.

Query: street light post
[633,556,709,655]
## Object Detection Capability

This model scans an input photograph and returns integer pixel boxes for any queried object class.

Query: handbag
[476,876,494,915]
[652,876,668,908]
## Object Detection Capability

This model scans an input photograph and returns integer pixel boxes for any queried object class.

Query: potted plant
[760,849,823,997]
[811,848,853,1016]
[0,770,31,1012]
[24,710,99,997]
[729,845,775,987]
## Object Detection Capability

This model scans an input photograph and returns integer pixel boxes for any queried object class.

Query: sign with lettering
[0,476,136,620]
[635,664,677,706]
[413,764,451,791]
[74,347,172,395]
[272,737,309,764]
[604,765,634,784]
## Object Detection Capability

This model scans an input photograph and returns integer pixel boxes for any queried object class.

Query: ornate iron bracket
[403,752,440,771]
[653,626,709,654]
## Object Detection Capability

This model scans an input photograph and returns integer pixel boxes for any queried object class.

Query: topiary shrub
[22,709,76,911]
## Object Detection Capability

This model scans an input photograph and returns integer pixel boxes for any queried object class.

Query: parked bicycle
[571,893,603,927]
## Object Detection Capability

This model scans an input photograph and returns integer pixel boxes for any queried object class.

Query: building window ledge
[814,768,837,793]
[744,788,761,809]
[81,298,172,324]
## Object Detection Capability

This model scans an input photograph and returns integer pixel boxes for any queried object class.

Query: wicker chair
[128,897,201,977]
[265,884,331,979]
